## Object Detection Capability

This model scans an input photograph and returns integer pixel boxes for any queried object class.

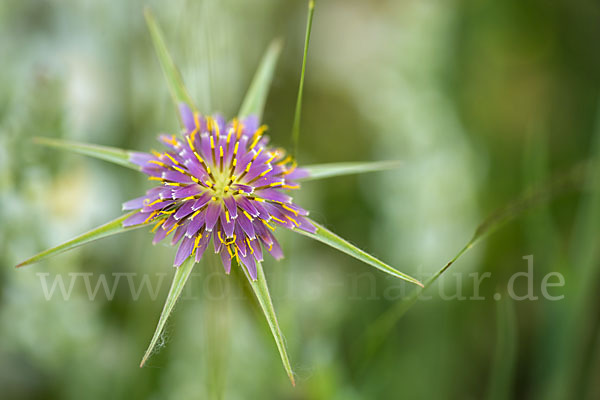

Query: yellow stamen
[151,219,165,232]
[277,155,293,166]
[286,215,299,227]
[165,223,179,235]
[271,216,286,224]
[164,153,179,165]
[143,211,158,224]
[189,209,201,220]
[149,160,166,167]
[263,220,275,231]
[281,204,298,216]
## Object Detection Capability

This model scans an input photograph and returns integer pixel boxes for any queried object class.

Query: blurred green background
[2,0,600,399]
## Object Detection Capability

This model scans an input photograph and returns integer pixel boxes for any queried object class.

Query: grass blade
[300,160,402,181]
[145,8,196,117]
[242,262,295,386]
[291,0,315,157]
[294,219,423,287]
[16,212,142,268]
[140,256,197,367]
[360,159,588,365]
[238,39,283,120]
[33,137,139,170]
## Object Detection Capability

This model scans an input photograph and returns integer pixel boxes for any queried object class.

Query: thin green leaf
[33,137,139,170]
[238,39,283,120]
[145,7,196,117]
[487,298,517,400]
[16,212,142,268]
[359,159,589,367]
[294,219,423,287]
[300,160,402,181]
[291,0,315,157]
[242,262,295,386]
[140,256,197,367]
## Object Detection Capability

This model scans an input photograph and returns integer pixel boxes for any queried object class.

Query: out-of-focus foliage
[1,0,599,399]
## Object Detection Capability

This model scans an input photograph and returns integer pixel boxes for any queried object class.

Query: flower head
[122,104,315,279]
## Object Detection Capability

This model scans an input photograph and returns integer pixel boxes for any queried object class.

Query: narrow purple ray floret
[123,104,316,279]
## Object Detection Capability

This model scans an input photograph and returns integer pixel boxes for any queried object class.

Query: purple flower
[123,103,315,279]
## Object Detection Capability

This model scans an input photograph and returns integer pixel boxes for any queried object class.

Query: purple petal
[122,195,147,211]
[129,152,154,167]
[179,103,195,132]
[220,250,232,274]
[195,231,211,262]
[205,201,221,232]
[174,236,195,267]
[174,200,196,220]
[220,211,235,238]
[223,196,238,219]
[123,211,152,227]
[186,209,206,237]
[239,252,257,280]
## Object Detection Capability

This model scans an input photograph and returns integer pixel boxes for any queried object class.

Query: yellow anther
[252,148,263,160]
[281,204,299,216]
[148,176,164,182]
[193,112,201,129]
[210,135,215,149]
[246,237,254,253]
[206,116,213,132]
[233,141,239,156]
[165,182,184,187]
[143,211,158,224]
[263,220,275,231]
[286,215,299,226]
[165,223,179,235]
[146,199,163,207]
[193,151,205,165]
[219,146,224,158]
[151,150,162,158]
[149,160,166,167]
[225,210,230,223]
[160,209,176,215]
[243,210,253,221]
[224,186,229,192]
[282,184,299,189]
[226,244,234,257]
[151,219,165,232]
[271,216,286,224]
[172,165,186,174]
[161,135,178,147]
[266,153,277,164]
[269,181,284,187]
[187,135,196,152]
[214,120,220,136]
[189,209,201,220]
[258,168,272,178]
[277,155,293,166]
[164,153,179,165]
